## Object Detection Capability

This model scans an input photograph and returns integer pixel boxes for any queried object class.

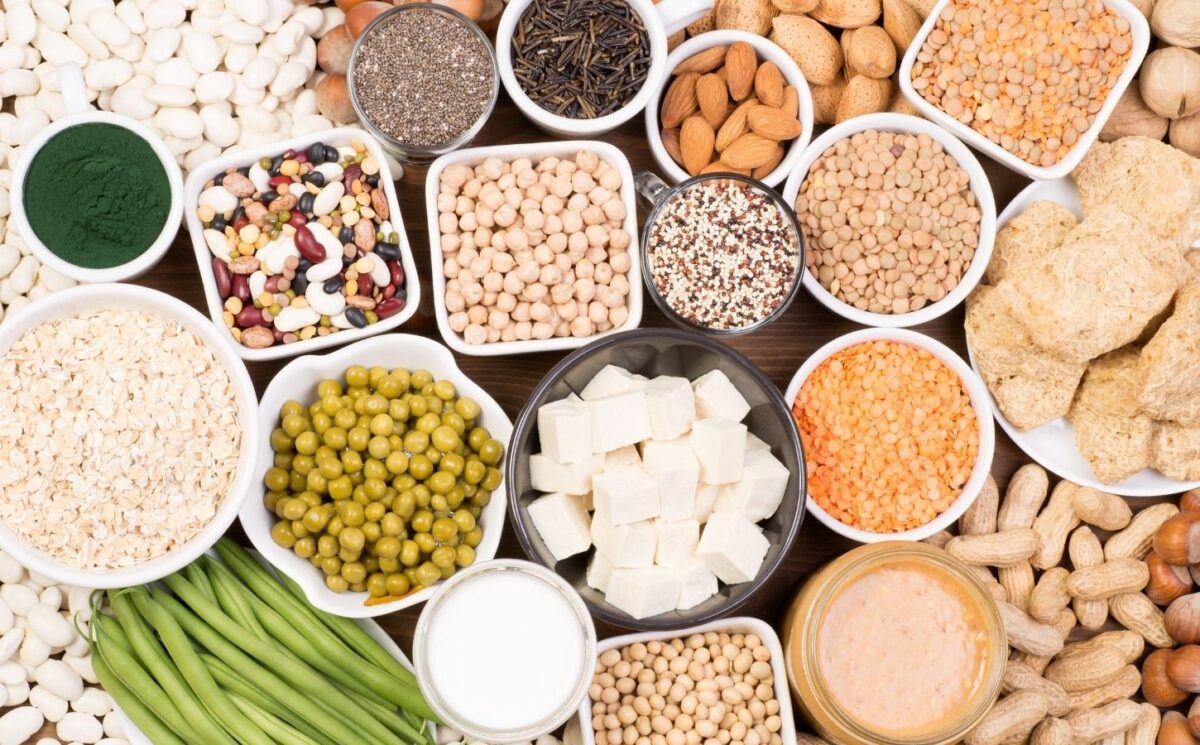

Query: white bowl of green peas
[241,334,512,618]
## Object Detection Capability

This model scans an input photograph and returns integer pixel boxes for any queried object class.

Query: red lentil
[792,340,979,532]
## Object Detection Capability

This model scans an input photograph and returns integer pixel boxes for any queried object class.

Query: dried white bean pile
[0,550,127,745]
[0,0,370,326]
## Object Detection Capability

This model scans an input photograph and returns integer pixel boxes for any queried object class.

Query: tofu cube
[581,365,648,401]
[605,567,681,620]
[690,419,747,484]
[587,552,614,593]
[692,370,751,422]
[593,466,660,525]
[745,431,771,453]
[591,390,653,454]
[654,519,699,567]
[537,398,595,464]
[645,376,696,441]
[694,483,719,523]
[674,559,719,610]
[527,493,592,562]
[605,445,642,472]
[642,438,700,523]
[591,515,656,568]
[530,453,603,495]
[697,512,769,584]
[711,450,791,522]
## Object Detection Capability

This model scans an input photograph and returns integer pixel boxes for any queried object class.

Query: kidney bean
[232,274,250,302]
[294,150,308,164]
[358,275,373,296]
[265,275,280,293]
[388,260,404,288]
[343,164,363,190]
[268,175,292,190]
[294,225,326,262]
[273,328,286,343]
[236,306,265,327]
[288,211,307,229]
[376,297,405,319]
[212,258,232,298]
[382,285,396,300]
[232,215,249,232]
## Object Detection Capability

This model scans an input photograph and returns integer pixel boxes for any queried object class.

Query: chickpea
[466,305,488,325]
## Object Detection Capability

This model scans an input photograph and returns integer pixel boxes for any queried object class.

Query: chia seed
[646,179,800,331]
[351,8,495,148]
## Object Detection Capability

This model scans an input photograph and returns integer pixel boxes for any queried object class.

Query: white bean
[222,41,256,72]
[312,181,344,216]
[222,19,263,45]
[0,583,36,616]
[31,0,67,32]
[194,69,234,104]
[181,29,220,73]
[19,633,50,668]
[0,44,26,72]
[268,60,306,98]
[27,604,72,648]
[36,586,60,609]
[0,69,38,97]
[58,711,103,743]
[63,654,96,685]
[230,0,267,26]
[109,82,155,119]
[86,10,130,47]
[0,555,16,586]
[153,56,198,87]
[35,265,74,292]
[10,108,47,145]
[72,687,113,717]
[102,710,125,738]
[29,684,67,722]
[155,106,203,139]
[7,4,36,46]
[142,0,185,29]
[36,27,87,64]
[35,659,82,701]
[143,26,179,61]
[273,305,319,332]
[144,82,195,107]
[0,706,44,745]
[83,58,132,90]
[305,282,346,316]
[0,603,11,637]
[0,630,20,664]
[66,23,110,59]
[9,255,38,295]
[113,1,145,34]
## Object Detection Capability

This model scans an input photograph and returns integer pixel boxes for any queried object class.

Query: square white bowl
[182,127,421,362]
[425,140,643,356]
[898,0,1150,181]
[575,617,797,745]
[241,333,512,617]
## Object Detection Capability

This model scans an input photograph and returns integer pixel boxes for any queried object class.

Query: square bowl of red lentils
[898,0,1150,181]
[183,127,421,362]
[783,327,996,543]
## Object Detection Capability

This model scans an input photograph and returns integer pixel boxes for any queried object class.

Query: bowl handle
[57,62,91,116]
[653,0,712,35]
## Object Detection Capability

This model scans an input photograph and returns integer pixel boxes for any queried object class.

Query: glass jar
[413,559,597,744]
[782,542,1006,745]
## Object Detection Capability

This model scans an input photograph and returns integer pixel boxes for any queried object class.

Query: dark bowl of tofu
[506,328,806,630]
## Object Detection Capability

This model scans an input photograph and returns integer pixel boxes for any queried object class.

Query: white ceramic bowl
[575,617,797,745]
[645,31,814,188]
[780,113,996,328]
[898,0,1150,181]
[783,327,996,543]
[10,110,183,284]
[0,284,260,588]
[967,176,1200,498]
[425,140,643,356]
[243,333,513,617]
[182,127,421,363]
[495,0,711,138]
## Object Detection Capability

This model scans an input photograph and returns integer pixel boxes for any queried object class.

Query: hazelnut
[1155,513,1200,566]
[1191,698,1200,741]
[1162,712,1200,745]
[1149,552,1195,606]
[1167,594,1200,645]
[1184,489,1200,515]
[1167,645,1200,692]
[1144,649,1189,707]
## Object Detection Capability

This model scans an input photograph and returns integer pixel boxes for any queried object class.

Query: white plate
[968,177,1200,497]
[111,550,428,745]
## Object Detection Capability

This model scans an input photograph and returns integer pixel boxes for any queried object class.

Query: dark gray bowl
[506,328,806,631]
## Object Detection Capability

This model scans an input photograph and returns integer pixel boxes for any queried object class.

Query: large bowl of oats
[0,283,259,587]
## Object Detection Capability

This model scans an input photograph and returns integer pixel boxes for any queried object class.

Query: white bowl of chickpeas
[576,617,796,745]
[241,333,513,618]
[425,140,643,356]
[781,113,996,328]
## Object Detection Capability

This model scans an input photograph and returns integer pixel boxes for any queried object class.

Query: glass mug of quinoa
[9,62,183,283]
[637,171,804,335]
[348,4,500,164]
[496,0,713,137]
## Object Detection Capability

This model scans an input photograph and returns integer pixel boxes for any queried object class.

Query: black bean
[346,307,367,328]
[211,215,227,230]
[297,257,313,272]
[304,171,325,188]
[324,145,339,163]
[292,273,309,294]
[338,226,353,244]
[366,174,380,187]
[342,254,355,268]
[323,276,346,293]
[269,154,284,175]
[375,242,400,261]
[262,190,278,204]
[298,193,315,214]
[232,205,245,222]
[307,143,327,164]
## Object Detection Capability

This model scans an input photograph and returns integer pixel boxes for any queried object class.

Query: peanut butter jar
[783,542,1006,745]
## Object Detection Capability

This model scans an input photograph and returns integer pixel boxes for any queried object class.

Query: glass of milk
[414,559,598,743]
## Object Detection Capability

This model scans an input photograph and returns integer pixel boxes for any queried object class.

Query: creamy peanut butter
[813,560,990,737]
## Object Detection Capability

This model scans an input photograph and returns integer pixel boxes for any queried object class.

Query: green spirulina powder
[23,123,170,269]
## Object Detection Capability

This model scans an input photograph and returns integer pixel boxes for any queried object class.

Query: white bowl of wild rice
[0,284,259,588]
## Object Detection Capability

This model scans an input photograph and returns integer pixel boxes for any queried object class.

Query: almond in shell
[770,0,817,11]
[716,97,757,152]
[725,42,758,101]
[697,73,732,129]
[673,45,728,75]
[754,61,785,108]
[714,0,776,35]
[661,72,700,129]
[748,105,802,140]
[811,79,846,124]
[721,133,778,169]
[770,15,842,87]
[681,116,716,176]
[811,0,881,28]
[836,74,890,122]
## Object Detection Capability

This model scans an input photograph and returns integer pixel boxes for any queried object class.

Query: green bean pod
[201,653,338,745]
[90,613,191,737]
[228,691,325,745]
[92,647,188,745]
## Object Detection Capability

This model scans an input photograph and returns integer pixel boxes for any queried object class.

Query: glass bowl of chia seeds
[636,171,805,336]
[348,3,500,164]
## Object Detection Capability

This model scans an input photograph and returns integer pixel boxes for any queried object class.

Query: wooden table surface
[142,98,1039,650]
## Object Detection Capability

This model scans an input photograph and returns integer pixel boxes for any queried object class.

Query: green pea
[273,452,294,471]
[479,439,504,465]
[319,458,343,480]
[409,454,433,481]
[289,472,307,492]
[326,516,344,538]
[270,428,294,453]
[368,436,391,460]
[341,450,363,474]
[365,365,386,385]
[322,427,348,450]
[386,451,409,476]
[464,527,483,547]
[379,557,400,574]
[463,459,486,485]
[315,380,340,399]
[411,510,433,533]
[481,467,502,491]
[394,475,417,492]
[339,561,365,584]
[386,573,411,596]
[428,471,456,495]
[408,395,428,418]
[446,486,465,510]
[467,427,489,452]
[388,399,410,423]
[363,395,388,416]
[299,491,321,508]
[339,547,360,564]
[345,365,369,388]
[441,412,466,436]
[455,544,476,567]
[431,545,456,568]
[366,573,388,597]
[431,517,458,543]
[410,369,432,389]
[305,471,327,494]
[271,521,296,548]
[400,540,420,567]
[280,400,306,418]
[319,394,342,417]
[403,430,429,454]
[328,475,353,500]
[264,467,290,492]
[439,453,464,477]
[318,535,339,557]
[339,526,365,553]
[393,491,416,517]
[431,379,455,401]
[365,501,387,522]
[334,407,358,430]
[281,498,308,521]
[412,484,431,507]
[314,446,337,463]
[281,413,309,438]
[312,412,333,434]
[295,431,319,455]
[382,512,405,536]
[292,454,315,476]
[341,501,365,527]
[455,397,481,421]
[414,562,441,588]
[364,459,389,481]
[430,425,460,453]
[452,509,476,533]
[364,478,387,500]
[471,489,492,508]
[325,574,349,592]
[430,494,448,513]
[362,521,381,543]
[376,536,401,559]
[303,507,330,533]
[293,537,315,559]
